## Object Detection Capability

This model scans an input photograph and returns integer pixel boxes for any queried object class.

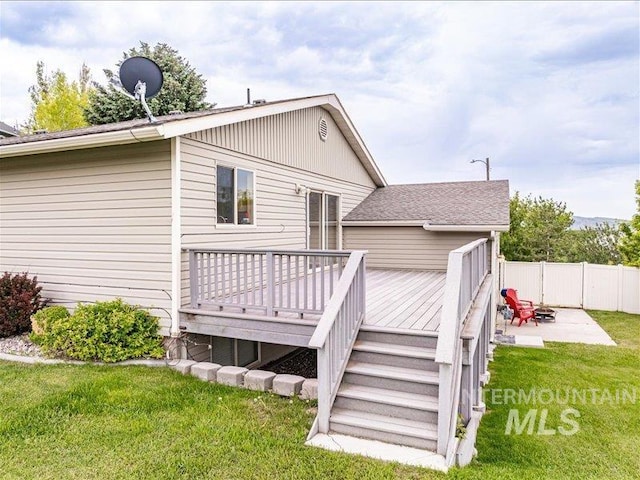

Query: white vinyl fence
[498,260,640,314]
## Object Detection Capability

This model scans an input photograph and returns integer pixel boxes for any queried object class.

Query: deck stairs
[328,327,441,451]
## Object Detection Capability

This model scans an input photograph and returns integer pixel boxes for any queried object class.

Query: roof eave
[323,97,387,187]
[0,125,164,158]
[342,220,426,226]
[342,220,509,232]
[423,223,509,232]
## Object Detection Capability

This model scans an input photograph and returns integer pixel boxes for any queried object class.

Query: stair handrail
[435,238,488,460]
[309,250,367,434]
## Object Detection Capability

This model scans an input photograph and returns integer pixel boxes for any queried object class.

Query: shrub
[0,272,44,338]
[31,299,164,363]
[30,305,70,340]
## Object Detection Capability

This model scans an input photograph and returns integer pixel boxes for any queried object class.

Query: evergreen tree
[501,193,574,262]
[85,42,212,125]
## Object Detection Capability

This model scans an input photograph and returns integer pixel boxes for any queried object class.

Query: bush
[31,299,164,363]
[0,272,44,338]
[31,305,70,340]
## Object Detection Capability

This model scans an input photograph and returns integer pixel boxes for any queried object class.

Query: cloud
[0,1,637,219]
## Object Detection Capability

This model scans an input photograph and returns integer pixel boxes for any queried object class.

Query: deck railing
[187,249,351,317]
[435,238,490,462]
[308,250,367,434]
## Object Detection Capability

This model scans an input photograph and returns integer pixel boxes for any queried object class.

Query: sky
[1,1,638,220]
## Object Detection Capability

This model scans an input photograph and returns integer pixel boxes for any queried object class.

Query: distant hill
[571,216,627,230]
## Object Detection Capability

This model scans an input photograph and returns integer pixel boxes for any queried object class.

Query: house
[0,94,509,470]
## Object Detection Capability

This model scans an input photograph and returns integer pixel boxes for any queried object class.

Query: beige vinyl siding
[179,138,376,307]
[185,106,375,187]
[0,141,173,332]
[343,227,489,271]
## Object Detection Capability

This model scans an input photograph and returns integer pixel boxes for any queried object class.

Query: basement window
[217,165,255,225]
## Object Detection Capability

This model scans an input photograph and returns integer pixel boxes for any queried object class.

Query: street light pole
[471,157,490,181]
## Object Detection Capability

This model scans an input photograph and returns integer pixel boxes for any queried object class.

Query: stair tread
[345,361,440,384]
[337,384,438,411]
[353,340,436,359]
[331,408,437,439]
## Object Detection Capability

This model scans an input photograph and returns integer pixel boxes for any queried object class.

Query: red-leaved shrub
[0,272,44,337]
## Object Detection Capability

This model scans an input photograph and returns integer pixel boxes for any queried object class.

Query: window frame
[216,164,257,227]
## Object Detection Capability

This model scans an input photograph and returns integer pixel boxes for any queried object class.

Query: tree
[619,180,640,267]
[27,62,92,133]
[565,223,622,265]
[501,193,574,262]
[85,42,212,125]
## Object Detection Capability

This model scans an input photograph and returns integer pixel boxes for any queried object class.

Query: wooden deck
[183,266,445,335]
[364,269,445,332]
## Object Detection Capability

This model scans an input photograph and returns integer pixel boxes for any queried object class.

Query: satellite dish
[119,56,164,122]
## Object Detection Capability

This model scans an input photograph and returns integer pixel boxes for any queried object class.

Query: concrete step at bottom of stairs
[334,383,439,423]
[330,408,438,451]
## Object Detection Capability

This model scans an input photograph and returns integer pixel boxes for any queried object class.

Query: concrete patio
[498,308,616,346]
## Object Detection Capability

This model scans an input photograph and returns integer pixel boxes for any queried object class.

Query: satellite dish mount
[119,56,164,123]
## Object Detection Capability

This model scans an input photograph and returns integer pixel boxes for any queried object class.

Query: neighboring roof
[0,94,387,187]
[343,180,510,229]
[0,121,19,137]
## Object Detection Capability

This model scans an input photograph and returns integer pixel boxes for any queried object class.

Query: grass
[0,310,638,479]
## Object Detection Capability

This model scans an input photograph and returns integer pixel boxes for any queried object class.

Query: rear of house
[0,93,510,469]
[0,94,385,364]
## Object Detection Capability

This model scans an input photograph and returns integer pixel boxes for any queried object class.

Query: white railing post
[317,347,331,433]
[266,252,274,316]
[189,250,198,308]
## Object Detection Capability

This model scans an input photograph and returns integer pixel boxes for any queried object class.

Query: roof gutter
[0,125,165,158]
[342,221,509,232]
[342,220,425,227]
[423,223,509,232]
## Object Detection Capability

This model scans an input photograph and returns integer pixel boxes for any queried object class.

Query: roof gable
[0,94,386,187]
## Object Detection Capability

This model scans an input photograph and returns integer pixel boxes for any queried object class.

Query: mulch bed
[260,348,317,378]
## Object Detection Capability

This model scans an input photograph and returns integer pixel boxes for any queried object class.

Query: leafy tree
[85,42,212,125]
[619,180,640,267]
[565,223,622,265]
[501,193,574,262]
[27,62,92,132]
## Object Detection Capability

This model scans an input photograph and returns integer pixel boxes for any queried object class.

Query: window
[211,337,259,367]
[217,165,255,225]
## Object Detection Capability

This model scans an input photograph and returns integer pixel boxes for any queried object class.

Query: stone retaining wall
[171,359,318,400]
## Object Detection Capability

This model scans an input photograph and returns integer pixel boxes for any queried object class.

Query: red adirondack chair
[504,288,538,327]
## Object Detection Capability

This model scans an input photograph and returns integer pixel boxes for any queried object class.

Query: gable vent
[318,117,328,141]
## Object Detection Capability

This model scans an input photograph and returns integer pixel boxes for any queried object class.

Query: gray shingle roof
[343,180,510,226]
[0,106,244,146]
[0,94,332,146]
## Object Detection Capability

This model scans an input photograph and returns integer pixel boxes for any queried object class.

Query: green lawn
[1,310,638,479]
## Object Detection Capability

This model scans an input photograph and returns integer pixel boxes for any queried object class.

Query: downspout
[170,137,182,337]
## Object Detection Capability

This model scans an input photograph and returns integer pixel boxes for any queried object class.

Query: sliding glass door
[307,191,340,251]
